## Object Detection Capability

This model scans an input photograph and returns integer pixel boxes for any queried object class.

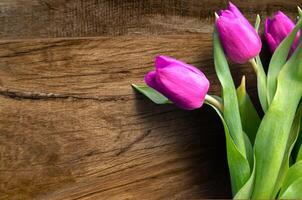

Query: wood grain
[0,0,300,199]
[0,35,257,96]
[0,35,240,200]
[0,0,300,39]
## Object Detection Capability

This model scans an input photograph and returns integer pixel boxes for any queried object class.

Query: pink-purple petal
[145,55,210,110]
[216,2,261,63]
[264,11,300,56]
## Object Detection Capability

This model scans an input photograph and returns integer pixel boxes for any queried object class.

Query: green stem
[249,58,258,74]
[205,94,223,112]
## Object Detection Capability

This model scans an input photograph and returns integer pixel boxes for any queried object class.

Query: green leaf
[213,26,250,195]
[298,6,302,18]
[213,26,247,160]
[293,9,302,158]
[252,15,268,112]
[205,102,251,196]
[254,14,261,32]
[252,41,302,198]
[279,160,302,197]
[297,137,302,161]
[292,116,302,162]
[267,17,302,105]
[132,84,170,104]
[254,57,268,112]
[243,131,254,170]
[279,177,302,199]
[272,103,302,196]
[234,156,256,199]
[237,76,261,144]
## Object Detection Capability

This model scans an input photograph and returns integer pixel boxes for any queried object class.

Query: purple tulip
[265,11,300,55]
[216,2,262,64]
[144,55,210,110]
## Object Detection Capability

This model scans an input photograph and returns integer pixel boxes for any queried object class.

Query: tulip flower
[216,2,262,64]
[265,11,300,55]
[144,55,210,110]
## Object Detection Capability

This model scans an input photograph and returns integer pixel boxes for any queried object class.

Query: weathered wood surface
[0,0,300,199]
[0,35,235,200]
[0,0,300,38]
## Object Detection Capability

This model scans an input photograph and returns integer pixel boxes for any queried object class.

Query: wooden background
[0,0,300,199]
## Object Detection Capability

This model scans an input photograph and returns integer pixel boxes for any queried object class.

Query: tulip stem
[249,58,258,74]
[205,94,224,112]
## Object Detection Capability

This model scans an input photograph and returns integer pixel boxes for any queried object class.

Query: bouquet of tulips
[132,2,302,199]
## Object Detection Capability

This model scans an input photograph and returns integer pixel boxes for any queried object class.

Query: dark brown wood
[0,35,236,199]
[0,0,300,39]
[0,0,300,199]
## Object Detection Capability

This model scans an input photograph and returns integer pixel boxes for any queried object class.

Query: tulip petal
[228,2,250,26]
[265,32,279,53]
[216,3,261,64]
[265,11,300,55]
[155,55,172,69]
[155,55,206,76]
[219,10,236,19]
[216,17,261,63]
[265,18,279,53]
[155,64,209,110]
[144,71,159,90]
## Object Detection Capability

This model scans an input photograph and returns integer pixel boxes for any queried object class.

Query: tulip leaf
[237,76,260,144]
[213,27,247,158]
[279,177,302,199]
[252,42,302,198]
[297,138,302,162]
[279,160,302,197]
[293,6,302,164]
[254,14,261,32]
[272,103,302,197]
[234,156,256,199]
[213,27,250,195]
[243,130,254,170]
[267,16,302,105]
[292,116,302,162]
[298,149,302,162]
[132,84,171,104]
[252,15,268,112]
[254,57,268,112]
[205,102,251,196]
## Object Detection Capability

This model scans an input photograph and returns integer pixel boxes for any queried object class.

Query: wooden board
[0,0,300,199]
[0,34,236,200]
[0,0,300,38]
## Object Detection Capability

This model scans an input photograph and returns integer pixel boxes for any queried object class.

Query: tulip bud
[216,2,262,64]
[265,11,300,55]
[144,55,210,110]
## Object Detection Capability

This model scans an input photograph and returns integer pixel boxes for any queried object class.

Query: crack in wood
[0,87,128,102]
[115,129,152,156]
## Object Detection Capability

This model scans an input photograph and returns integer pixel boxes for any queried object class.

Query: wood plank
[0,34,257,96]
[0,97,230,200]
[0,0,298,199]
[0,34,258,199]
[0,0,300,39]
